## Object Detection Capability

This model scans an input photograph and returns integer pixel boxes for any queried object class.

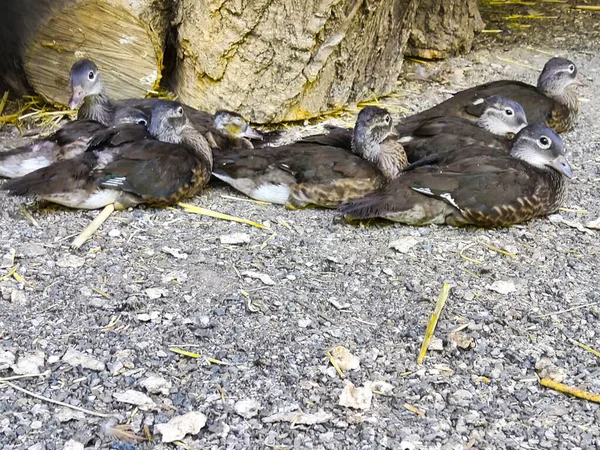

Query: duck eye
[177,106,184,115]
[137,119,147,126]
[88,71,95,80]
[505,108,513,116]
[568,64,575,73]
[384,115,391,124]
[538,136,551,148]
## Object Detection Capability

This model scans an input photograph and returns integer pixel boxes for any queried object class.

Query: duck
[2,100,213,210]
[396,96,528,163]
[68,59,263,150]
[0,107,148,178]
[401,57,582,133]
[274,96,528,164]
[212,106,407,209]
[339,124,573,227]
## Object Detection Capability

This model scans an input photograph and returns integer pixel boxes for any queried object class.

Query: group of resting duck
[0,56,583,230]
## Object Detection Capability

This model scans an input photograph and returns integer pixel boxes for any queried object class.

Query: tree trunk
[405,0,484,60]
[21,0,169,107]
[174,0,421,124]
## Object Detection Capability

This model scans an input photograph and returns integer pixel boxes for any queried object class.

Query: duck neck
[78,93,115,126]
[181,125,213,170]
[351,124,379,162]
[538,79,577,109]
[546,168,568,213]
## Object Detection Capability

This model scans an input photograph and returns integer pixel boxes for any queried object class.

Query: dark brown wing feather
[397,116,511,163]
[402,80,554,126]
[340,154,562,227]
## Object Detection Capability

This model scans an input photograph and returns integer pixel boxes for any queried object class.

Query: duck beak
[550,154,574,179]
[242,125,263,140]
[68,85,85,110]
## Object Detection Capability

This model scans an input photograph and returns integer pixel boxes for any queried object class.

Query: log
[174,0,422,124]
[21,0,170,107]
[405,0,485,60]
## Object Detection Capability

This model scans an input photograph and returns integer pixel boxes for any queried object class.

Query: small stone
[448,330,475,350]
[145,288,167,300]
[12,351,45,375]
[162,247,188,259]
[535,358,567,382]
[428,337,444,351]
[56,255,86,268]
[298,318,312,328]
[113,390,157,411]
[449,389,473,407]
[339,380,373,410]
[108,229,121,238]
[330,346,360,371]
[234,398,261,419]
[62,348,105,371]
[0,350,16,370]
[155,411,207,443]
[30,421,42,430]
[389,236,423,254]
[63,440,84,450]
[219,233,251,245]
[140,375,172,395]
[489,280,516,295]
[241,270,275,286]
[10,289,27,305]
[57,407,85,423]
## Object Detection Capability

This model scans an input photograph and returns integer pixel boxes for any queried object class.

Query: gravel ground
[1,4,599,450]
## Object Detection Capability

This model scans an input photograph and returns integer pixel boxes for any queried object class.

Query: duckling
[68,59,263,149]
[212,106,407,209]
[2,100,213,210]
[278,96,528,165]
[402,57,582,133]
[339,124,573,227]
[0,107,148,179]
[396,96,528,163]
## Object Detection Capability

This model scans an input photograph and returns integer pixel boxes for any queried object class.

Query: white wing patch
[398,136,414,144]
[252,184,290,204]
[101,177,127,188]
[472,98,485,105]
[412,187,463,211]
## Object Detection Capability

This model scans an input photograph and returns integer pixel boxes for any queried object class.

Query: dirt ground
[0,2,599,450]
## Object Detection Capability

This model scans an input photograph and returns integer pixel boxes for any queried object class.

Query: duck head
[351,106,394,158]
[113,107,149,127]
[213,110,263,140]
[510,124,573,178]
[537,57,583,97]
[149,100,188,144]
[68,59,104,109]
[477,96,528,136]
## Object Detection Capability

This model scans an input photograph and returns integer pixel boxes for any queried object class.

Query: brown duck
[0,107,148,179]
[212,106,407,209]
[339,124,573,227]
[402,57,582,133]
[67,59,263,150]
[2,100,213,210]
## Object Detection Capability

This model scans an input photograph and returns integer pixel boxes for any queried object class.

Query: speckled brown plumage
[212,107,408,209]
[340,124,573,228]
[400,58,582,134]
[2,101,213,210]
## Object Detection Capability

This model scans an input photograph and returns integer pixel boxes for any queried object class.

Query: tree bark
[405,0,484,60]
[174,0,421,124]
[21,0,169,107]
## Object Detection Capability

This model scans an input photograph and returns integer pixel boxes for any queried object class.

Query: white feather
[100,177,127,188]
[0,156,52,178]
[398,136,414,144]
[251,184,290,204]
[41,190,120,210]
[472,98,485,105]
